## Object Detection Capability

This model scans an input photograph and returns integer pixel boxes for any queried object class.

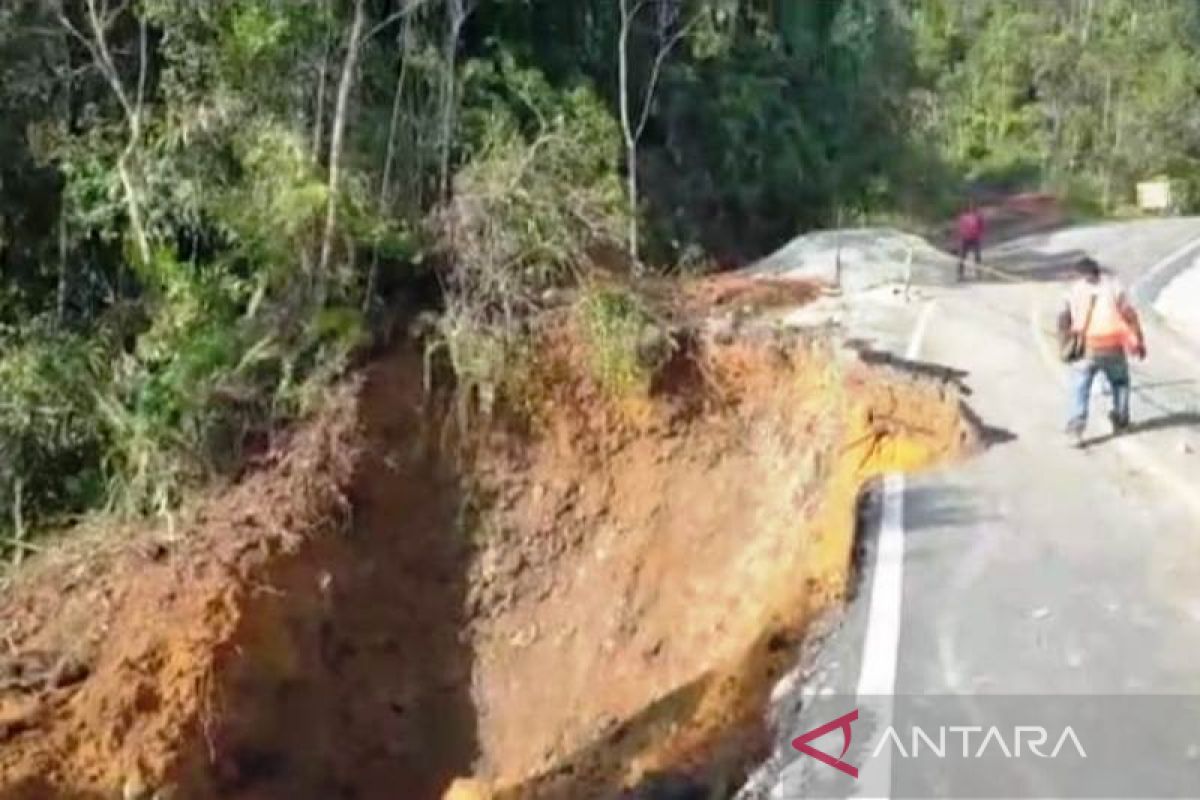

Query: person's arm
[1057,295,1073,338]
[1117,290,1147,358]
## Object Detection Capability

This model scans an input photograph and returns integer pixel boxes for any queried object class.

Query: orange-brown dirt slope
[0,321,977,800]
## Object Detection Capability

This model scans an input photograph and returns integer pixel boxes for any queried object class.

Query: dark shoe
[1109,412,1131,433]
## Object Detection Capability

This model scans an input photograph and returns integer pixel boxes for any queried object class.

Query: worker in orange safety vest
[1057,257,1147,446]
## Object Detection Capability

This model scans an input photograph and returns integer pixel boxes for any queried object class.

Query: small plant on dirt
[576,285,669,396]
[428,309,512,427]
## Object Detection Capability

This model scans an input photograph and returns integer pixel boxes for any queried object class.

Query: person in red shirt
[956,201,985,281]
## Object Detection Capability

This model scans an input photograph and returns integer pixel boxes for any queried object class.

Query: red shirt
[958,211,984,242]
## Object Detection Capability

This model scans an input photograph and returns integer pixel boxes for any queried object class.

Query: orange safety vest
[1064,276,1135,353]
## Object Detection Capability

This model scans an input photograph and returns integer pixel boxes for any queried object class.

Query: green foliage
[912,0,1200,210]
[216,122,329,269]
[451,57,626,293]
[0,324,109,536]
[430,57,627,423]
[633,0,926,259]
[94,263,366,519]
[577,286,662,395]
[429,309,515,424]
[3,0,1200,550]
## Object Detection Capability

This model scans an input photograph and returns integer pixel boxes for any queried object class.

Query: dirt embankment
[0,319,976,800]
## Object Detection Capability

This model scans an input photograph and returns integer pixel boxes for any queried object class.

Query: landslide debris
[0,302,976,800]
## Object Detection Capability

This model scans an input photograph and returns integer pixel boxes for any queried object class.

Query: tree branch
[358,0,438,50]
[79,0,134,121]
[634,13,699,142]
[133,12,148,144]
[317,0,368,280]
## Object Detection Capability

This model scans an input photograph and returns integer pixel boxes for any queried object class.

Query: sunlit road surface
[741,219,1200,800]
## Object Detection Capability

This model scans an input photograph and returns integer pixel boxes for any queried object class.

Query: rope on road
[963,258,1063,346]
[963,258,1035,284]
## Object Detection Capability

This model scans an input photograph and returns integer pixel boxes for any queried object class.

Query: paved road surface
[740,219,1200,799]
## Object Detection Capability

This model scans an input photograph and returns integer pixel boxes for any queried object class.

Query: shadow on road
[1134,378,1198,393]
[902,484,1000,533]
[1080,411,1200,450]
[846,340,973,395]
[960,247,1092,285]
[958,403,1018,448]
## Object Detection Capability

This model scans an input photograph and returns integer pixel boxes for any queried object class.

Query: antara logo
[791,709,1088,779]
[791,709,860,779]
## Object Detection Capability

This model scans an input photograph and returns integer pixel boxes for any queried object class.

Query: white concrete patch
[1156,259,1200,347]
[751,229,959,293]
[1141,232,1200,301]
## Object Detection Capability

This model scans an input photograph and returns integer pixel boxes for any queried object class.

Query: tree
[317,0,367,284]
[616,0,694,270]
[438,0,478,199]
[55,0,152,267]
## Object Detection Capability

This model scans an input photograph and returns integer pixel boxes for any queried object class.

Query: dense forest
[1,0,1200,548]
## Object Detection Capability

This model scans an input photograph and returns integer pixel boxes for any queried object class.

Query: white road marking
[1142,237,1200,371]
[905,301,938,362]
[854,300,937,799]
[856,474,908,699]
[1138,233,1200,297]
[735,302,940,800]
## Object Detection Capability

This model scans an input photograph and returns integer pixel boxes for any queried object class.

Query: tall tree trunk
[317,0,368,285]
[1101,71,1113,210]
[311,24,331,164]
[66,0,152,267]
[616,0,695,273]
[626,143,640,267]
[618,0,641,270]
[1110,88,1124,213]
[365,15,415,313]
[381,16,413,209]
[118,154,150,268]
[57,212,69,325]
[56,31,74,326]
[438,0,471,201]
[122,16,152,268]
[11,478,25,567]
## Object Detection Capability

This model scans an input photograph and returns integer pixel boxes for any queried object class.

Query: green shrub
[444,67,625,307]
[577,286,663,396]
[0,322,109,546]
[431,59,627,418]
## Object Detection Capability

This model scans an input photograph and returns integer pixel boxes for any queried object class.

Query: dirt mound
[749,228,961,292]
[675,274,824,316]
[0,324,976,800]
[0,381,362,800]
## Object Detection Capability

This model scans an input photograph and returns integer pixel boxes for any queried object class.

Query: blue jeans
[1067,351,1131,434]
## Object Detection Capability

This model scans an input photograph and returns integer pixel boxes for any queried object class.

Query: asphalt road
[739,219,1200,800]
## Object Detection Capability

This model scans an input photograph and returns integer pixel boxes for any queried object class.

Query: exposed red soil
[0,382,362,800]
[0,319,976,800]
[674,274,825,316]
